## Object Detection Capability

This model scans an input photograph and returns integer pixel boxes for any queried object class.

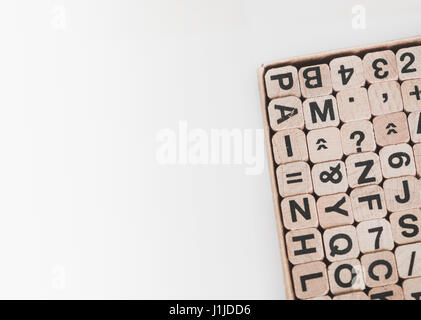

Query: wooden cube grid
[258,36,421,300]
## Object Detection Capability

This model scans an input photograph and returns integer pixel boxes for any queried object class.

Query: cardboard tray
[257,35,421,300]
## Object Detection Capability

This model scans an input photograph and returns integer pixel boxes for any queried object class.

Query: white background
[1,0,421,299]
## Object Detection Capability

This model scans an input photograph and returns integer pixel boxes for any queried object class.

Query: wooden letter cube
[356,219,394,253]
[395,242,421,279]
[268,96,304,131]
[373,112,409,146]
[280,194,318,230]
[323,225,360,262]
[285,228,324,265]
[340,120,376,156]
[307,127,343,163]
[329,55,365,91]
[368,284,404,300]
[401,79,421,112]
[396,45,421,80]
[407,111,421,143]
[303,95,339,130]
[345,152,382,188]
[390,209,421,245]
[383,176,421,212]
[413,143,421,177]
[306,296,331,300]
[291,261,329,300]
[327,259,365,295]
[333,291,369,300]
[276,161,313,197]
[350,185,387,222]
[311,160,348,196]
[272,129,308,165]
[361,251,399,288]
[363,50,398,83]
[298,64,332,98]
[402,278,421,300]
[379,143,416,178]
[336,87,371,122]
[265,65,301,99]
[258,37,421,300]
[316,193,354,229]
[368,81,403,116]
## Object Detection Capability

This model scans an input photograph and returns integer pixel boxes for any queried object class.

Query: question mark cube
[341,120,376,155]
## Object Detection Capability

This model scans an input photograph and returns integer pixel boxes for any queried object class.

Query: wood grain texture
[258,67,295,299]
[265,65,301,99]
[413,143,421,177]
[395,242,421,279]
[396,45,421,80]
[402,277,421,300]
[345,152,382,188]
[280,194,318,231]
[401,79,421,112]
[307,127,343,163]
[298,64,332,98]
[327,258,365,295]
[379,143,416,178]
[258,36,421,300]
[340,120,376,156]
[350,185,387,222]
[268,96,304,131]
[383,176,421,212]
[356,219,394,253]
[329,55,365,91]
[336,87,371,122]
[306,295,332,300]
[323,225,360,262]
[311,160,348,196]
[373,112,409,146]
[407,111,421,143]
[316,193,354,229]
[276,161,313,197]
[333,291,369,300]
[361,251,399,288]
[285,228,324,265]
[272,129,308,165]
[302,95,339,130]
[390,209,421,245]
[368,81,403,115]
[369,284,404,300]
[291,261,329,300]
[363,50,398,83]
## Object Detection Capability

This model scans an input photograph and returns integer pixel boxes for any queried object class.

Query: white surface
[0,0,420,299]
